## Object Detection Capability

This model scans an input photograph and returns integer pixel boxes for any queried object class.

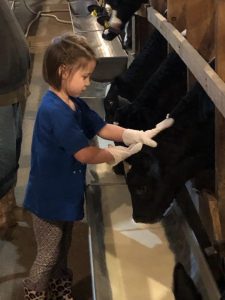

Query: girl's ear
[59,65,68,80]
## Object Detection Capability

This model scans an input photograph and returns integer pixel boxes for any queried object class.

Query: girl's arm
[74,146,114,164]
[74,125,125,164]
[74,143,143,166]
[74,118,174,164]
[97,123,125,142]
[97,118,175,146]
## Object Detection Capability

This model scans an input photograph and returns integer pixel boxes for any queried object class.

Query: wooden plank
[134,15,155,53]
[215,0,225,239]
[147,6,225,118]
[167,0,186,32]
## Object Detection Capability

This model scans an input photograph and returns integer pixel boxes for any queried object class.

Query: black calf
[126,83,214,223]
[117,29,168,101]
[103,0,147,40]
[114,51,187,130]
[104,29,167,121]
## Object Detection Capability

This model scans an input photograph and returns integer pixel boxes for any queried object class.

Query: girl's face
[62,60,96,97]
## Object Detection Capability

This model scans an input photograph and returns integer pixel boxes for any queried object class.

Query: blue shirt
[24,90,106,221]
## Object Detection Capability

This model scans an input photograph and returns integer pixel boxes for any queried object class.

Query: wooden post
[150,0,167,14]
[186,0,215,60]
[215,0,225,241]
[167,0,186,32]
[185,0,221,243]
[186,0,215,88]
[134,0,166,54]
[167,0,186,56]
[206,192,223,242]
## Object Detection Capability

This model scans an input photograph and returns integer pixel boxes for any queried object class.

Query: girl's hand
[122,118,174,147]
[106,143,142,166]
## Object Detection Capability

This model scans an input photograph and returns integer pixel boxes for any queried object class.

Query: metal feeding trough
[69,0,128,82]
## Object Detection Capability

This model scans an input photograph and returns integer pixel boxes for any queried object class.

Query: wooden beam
[215,0,225,239]
[147,6,225,118]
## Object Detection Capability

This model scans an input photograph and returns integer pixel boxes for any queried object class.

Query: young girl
[23,33,173,300]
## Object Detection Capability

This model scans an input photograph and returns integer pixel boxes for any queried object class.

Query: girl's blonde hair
[43,33,96,90]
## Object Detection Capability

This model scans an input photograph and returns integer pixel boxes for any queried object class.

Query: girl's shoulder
[40,90,62,111]
[37,91,62,120]
[42,90,58,104]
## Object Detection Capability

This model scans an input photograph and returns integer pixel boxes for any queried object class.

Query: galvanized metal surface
[69,0,128,82]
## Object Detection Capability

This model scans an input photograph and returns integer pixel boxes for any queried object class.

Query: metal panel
[69,0,97,16]
[69,0,128,82]
[71,15,103,32]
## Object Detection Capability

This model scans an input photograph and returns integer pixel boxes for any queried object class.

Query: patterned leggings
[26,214,74,292]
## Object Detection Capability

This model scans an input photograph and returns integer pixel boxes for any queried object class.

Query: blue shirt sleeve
[75,98,106,139]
